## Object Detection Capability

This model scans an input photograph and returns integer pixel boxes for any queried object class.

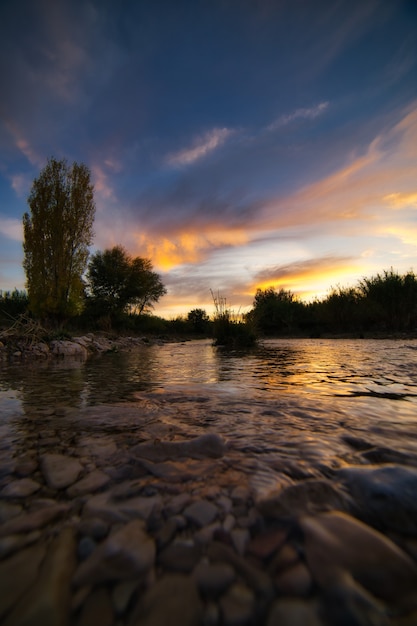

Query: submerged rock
[131,433,226,462]
[336,464,417,534]
[73,520,156,586]
[41,453,83,489]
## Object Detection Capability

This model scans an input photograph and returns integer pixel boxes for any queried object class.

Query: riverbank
[1,391,417,625]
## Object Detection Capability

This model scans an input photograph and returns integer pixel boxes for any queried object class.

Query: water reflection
[1,338,417,418]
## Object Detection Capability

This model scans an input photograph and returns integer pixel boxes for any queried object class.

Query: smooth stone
[67,469,110,497]
[0,530,41,559]
[267,598,322,626]
[131,433,226,462]
[82,491,162,523]
[14,456,38,476]
[78,536,97,561]
[75,587,114,626]
[0,543,46,619]
[163,492,192,516]
[78,517,109,540]
[184,499,218,527]
[207,541,274,598]
[0,501,22,523]
[3,527,76,626]
[0,503,70,536]
[73,520,155,586]
[112,580,140,615]
[41,453,83,489]
[269,543,300,575]
[247,527,288,560]
[136,459,197,482]
[0,477,41,498]
[77,436,118,460]
[219,582,255,626]
[231,527,250,556]
[320,569,390,626]
[299,511,417,609]
[274,561,313,597]
[336,464,417,534]
[128,574,203,626]
[193,561,236,596]
[158,541,201,572]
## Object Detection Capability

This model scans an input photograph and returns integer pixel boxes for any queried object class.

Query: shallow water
[1,338,417,469]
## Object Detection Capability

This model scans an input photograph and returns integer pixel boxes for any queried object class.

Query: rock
[0,503,70,536]
[336,464,417,534]
[77,436,118,461]
[0,543,46,620]
[274,561,313,597]
[0,530,41,559]
[258,479,351,519]
[75,587,114,626]
[207,541,274,598]
[163,492,192,516]
[131,433,226,462]
[14,456,38,476]
[193,561,236,596]
[0,501,22,523]
[3,527,76,626]
[41,453,83,489]
[219,582,255,626]
[50,340,88,358]
[267,598,322,626]
[67,469,110,497]
[184,499,218,527]
[112,580,140,615]
[78,536,97,561]
[128,574,203,626]
[78,517,109,540]
[299,511,417,610]
[73,520,155,586]
[158,541,201,572]
[0,477,41,498]
[247,527,288,560]
[231,528,250,556]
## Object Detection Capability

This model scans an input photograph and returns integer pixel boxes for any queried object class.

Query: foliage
[211,290,257,348]
[248,269,417,336]
[23,157,95,322]
[86,245,166,324]
[187,308,210,334]
[249,287,304,335]
[0,290,29,322]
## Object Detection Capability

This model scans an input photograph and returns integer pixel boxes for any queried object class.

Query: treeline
[247,268,417,336]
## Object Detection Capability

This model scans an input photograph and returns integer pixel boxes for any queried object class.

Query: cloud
[268,102,329,131]
[166,127,234,166]
[0,216,23,242]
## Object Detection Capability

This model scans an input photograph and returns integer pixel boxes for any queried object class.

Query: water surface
[1,338,417,469]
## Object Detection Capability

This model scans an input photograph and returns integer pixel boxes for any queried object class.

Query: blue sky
[1,0,416,317]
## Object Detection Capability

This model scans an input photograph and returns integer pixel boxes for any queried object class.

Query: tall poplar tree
[23,157,95,321]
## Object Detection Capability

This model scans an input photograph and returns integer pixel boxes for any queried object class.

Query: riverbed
[1,338,417,625]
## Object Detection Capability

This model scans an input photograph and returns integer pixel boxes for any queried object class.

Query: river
[1,338,417,471]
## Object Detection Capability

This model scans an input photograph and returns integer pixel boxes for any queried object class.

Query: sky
[1,0,416,318]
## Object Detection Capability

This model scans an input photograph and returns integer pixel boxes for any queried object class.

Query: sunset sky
[1,0,416,318]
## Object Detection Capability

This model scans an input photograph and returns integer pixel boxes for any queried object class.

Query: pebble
[267,598,322,626]
[184,499,219,527]
[0,477,41,498]
[219,582,255,626]
[73,520,156,586]
[41,453,83,489]
[67,469,110,497]
[193,560,236,596]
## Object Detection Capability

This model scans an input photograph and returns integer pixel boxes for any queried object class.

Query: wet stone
[0,503,70,537]
[0,542,46,620]
[267,598,322,626]
[158,540,202,572]
[128,573,203,626]
[183,499,219,527]
[67,469,110,497]
[41,453,83,489]
[0,500,22,523]
[0,477,41,498]
[219,582,255,626]
[73,519,156,586]
[274,561,313,597]
[78,516,110,540]
[0,530,41,559]
[193,560,236,596]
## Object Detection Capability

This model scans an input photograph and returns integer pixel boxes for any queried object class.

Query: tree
[86,245,166,321]
[251,287,302,334]
[23,157,95,321]
[187,308,210,334]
